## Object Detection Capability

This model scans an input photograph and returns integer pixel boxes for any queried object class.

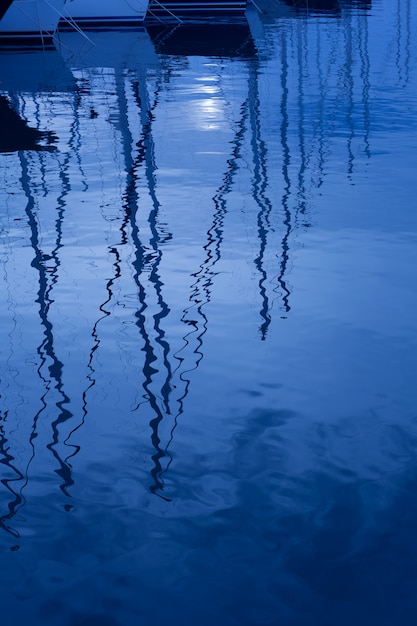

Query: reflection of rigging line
[0,288,32,539]
[155,96,252,491]
[150,23,182,51]
[0,416,25,538]
[297,17,344,190]
[302,8,368,185]
[20,150,75,498]
[69,87,89,190]
[64,245,122,467]
[248,58,272,340]
[1,231,27,433]
[273,31,291,316]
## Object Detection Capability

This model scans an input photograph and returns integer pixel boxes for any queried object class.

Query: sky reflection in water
[0,1,417,624]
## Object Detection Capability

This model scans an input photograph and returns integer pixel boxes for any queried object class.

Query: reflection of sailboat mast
[395,0,411,88]
[0,146,74,535]
[356,4,371,161]
[66,246,123,471]
[115,68,175,498]
[343,9,356,178]
[310,17,330,189]
[62,49,174,499]
[275,31,292,316]
[21,149,75,495]
[131,73,174,415]
[339,6,372,176]
[248,58,273,339]
[294,18,310,228]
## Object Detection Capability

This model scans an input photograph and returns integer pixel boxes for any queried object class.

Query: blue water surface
[1,1,417,624]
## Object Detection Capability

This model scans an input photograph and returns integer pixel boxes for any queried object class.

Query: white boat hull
[0,0,64,45]
[60,0,149,28]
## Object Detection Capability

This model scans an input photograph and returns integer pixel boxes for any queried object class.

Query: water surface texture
[1,1,417,624]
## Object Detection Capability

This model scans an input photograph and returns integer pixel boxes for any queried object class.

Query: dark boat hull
[146,0,247,20]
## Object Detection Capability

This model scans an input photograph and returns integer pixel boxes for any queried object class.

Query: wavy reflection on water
[0,6,380,526]
[1,10,416,624]
[0,149,73,536]
[0,421,24,537]
[58,32,170,499]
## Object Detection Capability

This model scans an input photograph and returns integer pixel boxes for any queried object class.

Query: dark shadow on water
[0,95,57,153]
[253,0,372,19]
[147,21,257,58]
[280,0,372,14]
[0,0,14,20]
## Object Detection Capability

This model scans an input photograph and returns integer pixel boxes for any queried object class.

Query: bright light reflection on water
[1,2,417,624]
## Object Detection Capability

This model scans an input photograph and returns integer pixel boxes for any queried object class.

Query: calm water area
[1,0,417,623]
